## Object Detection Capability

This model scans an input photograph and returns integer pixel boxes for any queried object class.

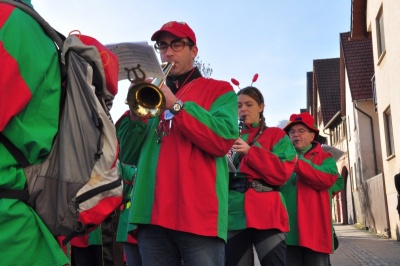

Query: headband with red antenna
[231,73,259,89]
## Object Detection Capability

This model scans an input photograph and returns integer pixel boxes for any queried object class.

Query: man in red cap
[281,112,342,266]
[116,21,238,265]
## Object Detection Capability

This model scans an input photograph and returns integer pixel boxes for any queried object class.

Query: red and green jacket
[115,113,151,243]
[0,1,69,265]
[115,162,138,244]
[280,142,341,254]
[115,117,148,243]
[228,124,297,231]
[117,77,238,241]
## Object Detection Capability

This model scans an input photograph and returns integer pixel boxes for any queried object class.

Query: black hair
[237,86,267,132]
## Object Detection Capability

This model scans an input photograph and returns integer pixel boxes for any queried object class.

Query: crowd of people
[0,1,342,265]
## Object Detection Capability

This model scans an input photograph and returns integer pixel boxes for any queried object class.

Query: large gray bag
[0,0,123,244]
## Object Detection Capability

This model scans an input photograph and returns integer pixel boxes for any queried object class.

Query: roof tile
[313,58,341,124]
[340,31,374,100]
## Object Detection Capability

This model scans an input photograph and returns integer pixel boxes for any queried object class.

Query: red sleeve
[0,6,33,131]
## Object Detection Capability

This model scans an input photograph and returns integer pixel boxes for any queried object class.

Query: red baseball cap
[284,112,319,136]
[151,21,196,44]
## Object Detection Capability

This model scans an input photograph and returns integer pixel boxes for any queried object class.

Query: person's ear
[191,45,198,59]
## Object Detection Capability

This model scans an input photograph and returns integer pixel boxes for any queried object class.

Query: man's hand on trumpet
[159,83,178,110]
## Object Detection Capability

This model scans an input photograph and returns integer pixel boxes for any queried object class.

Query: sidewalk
[330,224,400,265]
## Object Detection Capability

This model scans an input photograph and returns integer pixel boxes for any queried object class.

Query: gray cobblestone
[331,225,400,265]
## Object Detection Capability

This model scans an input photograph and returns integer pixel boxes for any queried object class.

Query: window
[352,105,357,131]
[372,75,377,112]
[335,127,339,144]
[317,108,323,126]
[384,107,394,157]
[347,116,351,141]
[376,7,386,60]
[350,166,354,191]
[354,162,360,188]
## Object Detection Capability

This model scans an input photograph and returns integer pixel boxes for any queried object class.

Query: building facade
[307,0,400,240]
[365,0,400,239]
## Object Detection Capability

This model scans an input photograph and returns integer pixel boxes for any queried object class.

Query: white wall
[366,0,400,239]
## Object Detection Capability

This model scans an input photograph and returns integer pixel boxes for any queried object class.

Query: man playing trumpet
[116,21,238,266]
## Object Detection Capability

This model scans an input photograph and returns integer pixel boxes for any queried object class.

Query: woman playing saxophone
[225,84,297,266]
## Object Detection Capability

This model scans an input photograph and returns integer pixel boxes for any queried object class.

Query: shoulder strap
[0,133,31,167]
[0,132,32,200]
[0,133,31,200]
[0,0,64,49]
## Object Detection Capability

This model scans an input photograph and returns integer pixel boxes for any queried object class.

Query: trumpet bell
[125,62,174,118]
[126,83,165,118]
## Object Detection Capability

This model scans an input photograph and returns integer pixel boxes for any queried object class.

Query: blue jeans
[137,224,225,266]
[123,242,142,266]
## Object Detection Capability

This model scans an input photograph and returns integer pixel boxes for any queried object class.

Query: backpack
[0,0,123,244]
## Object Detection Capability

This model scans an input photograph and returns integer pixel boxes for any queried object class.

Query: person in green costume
[114,113,145,266]
[0,1,69,265]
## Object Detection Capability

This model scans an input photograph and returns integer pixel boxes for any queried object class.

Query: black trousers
[71,211,124,266]
[286,246,329,266]
[225,228,287,266]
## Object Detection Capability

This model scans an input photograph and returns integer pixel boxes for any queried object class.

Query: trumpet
[125,62,174,118]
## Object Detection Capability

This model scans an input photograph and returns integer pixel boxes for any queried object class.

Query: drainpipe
[343,115,356,225]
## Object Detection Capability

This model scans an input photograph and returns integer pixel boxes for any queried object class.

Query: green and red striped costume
[115,115,149,244]
[280,142,341,254]
[117,76,238,241]
[0,1,69,265]
[228,124,297,231]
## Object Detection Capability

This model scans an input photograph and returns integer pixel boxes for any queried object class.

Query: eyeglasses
[154,39,193,53]
[288,129,312,135]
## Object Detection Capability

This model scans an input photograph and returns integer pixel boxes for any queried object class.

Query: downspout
[343,115,356,225]
[354,104,378,175]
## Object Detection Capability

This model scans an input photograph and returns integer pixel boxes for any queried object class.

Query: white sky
[33,0,350,127]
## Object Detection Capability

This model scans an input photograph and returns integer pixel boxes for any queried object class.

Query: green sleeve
[116,115,152,164]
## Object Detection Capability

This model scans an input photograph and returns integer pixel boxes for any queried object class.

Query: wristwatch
[170,100,184,115]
